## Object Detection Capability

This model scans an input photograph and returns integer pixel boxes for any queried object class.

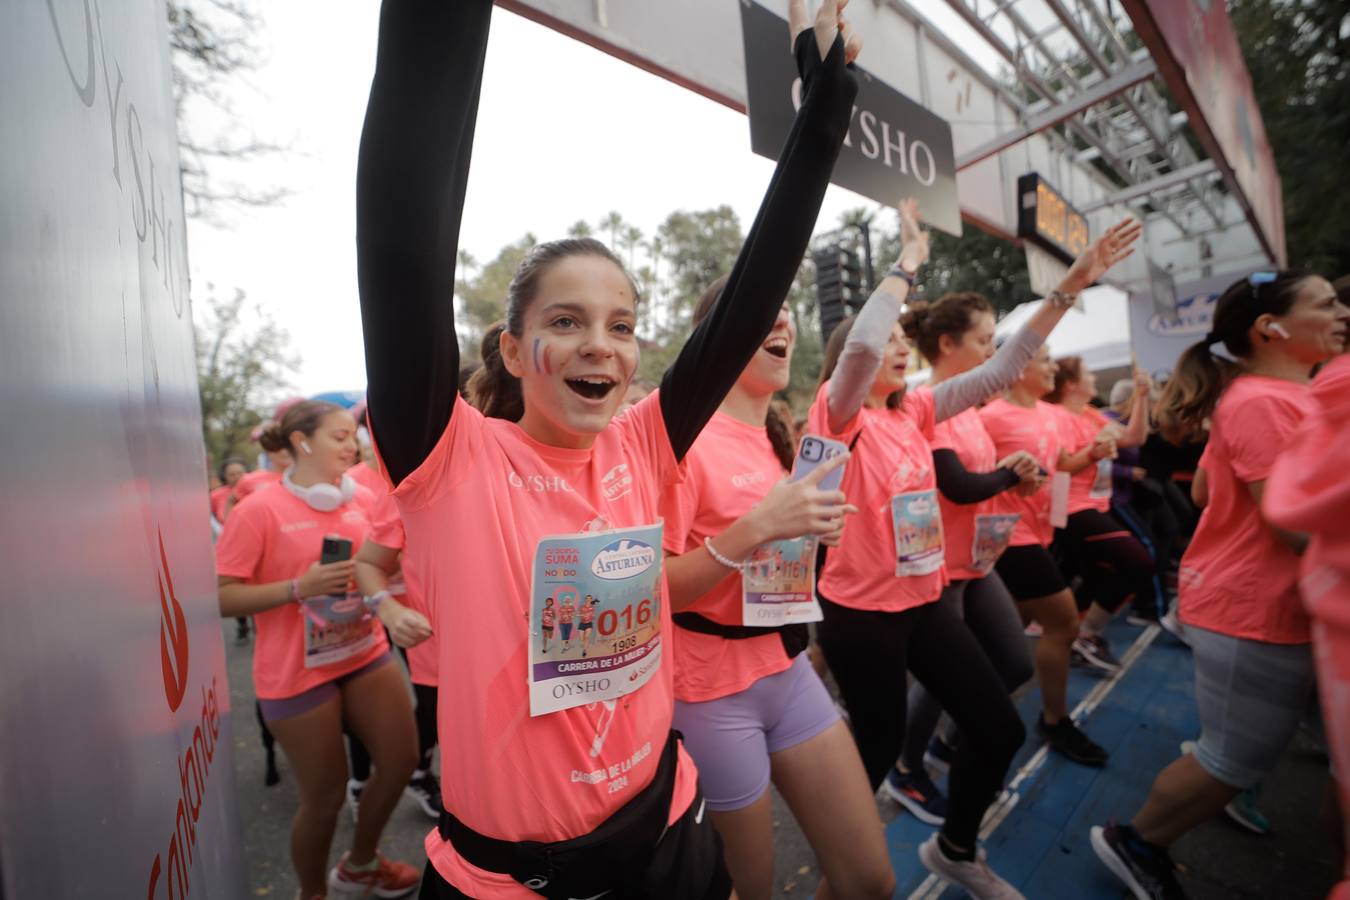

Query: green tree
[567,220,594,238]
[1231,0,1350,276]
[167,0,286,219]
[194,286,297,465]
[635,206,746,382]
[455,234,537,360]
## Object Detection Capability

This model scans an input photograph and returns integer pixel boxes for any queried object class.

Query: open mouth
[762,336,789,359]
[565,375,619,401]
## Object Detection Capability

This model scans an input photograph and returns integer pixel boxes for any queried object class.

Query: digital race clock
[1017,172,1090,264]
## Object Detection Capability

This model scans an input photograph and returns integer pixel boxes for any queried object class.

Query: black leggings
[817,594,1026,849]
[1054,508,1154,614]
[351,679,439,780]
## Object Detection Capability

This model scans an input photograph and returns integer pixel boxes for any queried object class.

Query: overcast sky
[185,3,1004,398]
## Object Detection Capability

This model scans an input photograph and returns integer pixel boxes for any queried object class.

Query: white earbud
[300,440,313,454]
[1268,323,1291,340]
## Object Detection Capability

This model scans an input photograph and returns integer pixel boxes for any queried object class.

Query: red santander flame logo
[158,530,189,712]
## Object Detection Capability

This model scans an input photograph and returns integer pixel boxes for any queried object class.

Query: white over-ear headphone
[281,467,356,512]
[1268,323,1291,339]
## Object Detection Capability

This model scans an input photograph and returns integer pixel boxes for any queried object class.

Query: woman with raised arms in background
[809,203,1139,898]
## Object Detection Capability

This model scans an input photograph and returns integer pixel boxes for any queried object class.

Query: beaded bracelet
[288,578,303,604]
[704,536,745,570]
[1047,289,1078,310]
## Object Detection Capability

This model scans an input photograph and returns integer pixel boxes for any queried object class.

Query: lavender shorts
[672,654,840,812]
[258,651,395,723]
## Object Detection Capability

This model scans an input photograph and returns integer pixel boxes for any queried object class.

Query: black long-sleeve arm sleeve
[356,0,490,487]
[659,33,857,462]
[933,449,1020,505]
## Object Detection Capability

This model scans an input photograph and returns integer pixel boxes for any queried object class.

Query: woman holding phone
[660,269,896,900]
[215,399,421,899]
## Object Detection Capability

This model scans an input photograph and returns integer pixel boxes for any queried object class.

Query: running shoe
[918,834,1024,899]
[1072,634,1123,674]
[328,852,420,898]
[924,735,955,777]
[1023,621,1044,637]
[345,778,365,824]
[1037,715,1109,766]
[1224,787,1271,835]
[1159,607,1189,646]
[1090,821,1186,899]
[883,767,948,826]
[404,768,443,819]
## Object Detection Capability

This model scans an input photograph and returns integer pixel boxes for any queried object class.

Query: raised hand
[1061,218,1144,294]
[788,0,863,64]
[898,197,930,269]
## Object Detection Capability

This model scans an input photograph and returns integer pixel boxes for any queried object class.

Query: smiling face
[293,410,359,483]
[1066,366,1098,403]
[1017,345,1058,398]
[1265,276,1350,364]
[938,310,997,374]
[736,302,796,397]
[502,253,640,448]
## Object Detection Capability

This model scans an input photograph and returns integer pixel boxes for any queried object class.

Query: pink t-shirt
[387,392,696,898]
[660,412,795,703]
[979,399,1061,547]
[1053,404,1113,514]
[215,484,388,699]
[349,460,388,495]
[233,469,280,505]
[210,484,231,523]
[932,406,1001,580]
[368,491,438,687]
[1263,356,1350,887]
[1178,375,1314,644]
[807,383,945,613]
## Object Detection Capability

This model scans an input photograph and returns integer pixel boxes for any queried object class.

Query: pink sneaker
[328,852,420,898]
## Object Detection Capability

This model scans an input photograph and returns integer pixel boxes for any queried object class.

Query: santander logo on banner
[158,529,190,713]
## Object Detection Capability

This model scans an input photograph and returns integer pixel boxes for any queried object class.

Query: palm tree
[599,211,624,250]
[568,220,593,238]
[621,225,643,269]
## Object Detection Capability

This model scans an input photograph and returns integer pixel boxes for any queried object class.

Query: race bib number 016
[528,523,664,716]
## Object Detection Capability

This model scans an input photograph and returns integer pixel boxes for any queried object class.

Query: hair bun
[258,422,288,453]
[899,300,931,341]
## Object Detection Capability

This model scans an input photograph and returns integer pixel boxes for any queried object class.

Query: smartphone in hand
[320,536,353,565]
[791,434,849,490]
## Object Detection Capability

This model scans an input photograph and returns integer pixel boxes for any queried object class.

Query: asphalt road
[223,626,1340,898]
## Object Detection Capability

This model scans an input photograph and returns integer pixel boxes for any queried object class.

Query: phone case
[790,434,849,491]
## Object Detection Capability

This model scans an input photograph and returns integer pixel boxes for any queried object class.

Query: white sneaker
[1160,607,1189,646]
[918,834,1025,899]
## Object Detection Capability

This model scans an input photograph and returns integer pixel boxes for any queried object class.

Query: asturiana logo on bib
[906,496,934,517]
[591,539,657,580]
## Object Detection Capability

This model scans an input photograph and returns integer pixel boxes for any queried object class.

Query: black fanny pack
[673,612,810,659]
[438,730,681,898]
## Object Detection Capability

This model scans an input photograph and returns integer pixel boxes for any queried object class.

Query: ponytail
[1155,342,1239,444]
[468,322,525,421]
[765,402,796,471]
[1155,269,1312,443]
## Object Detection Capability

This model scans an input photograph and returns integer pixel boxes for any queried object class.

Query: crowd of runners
[204,2,1350,898]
